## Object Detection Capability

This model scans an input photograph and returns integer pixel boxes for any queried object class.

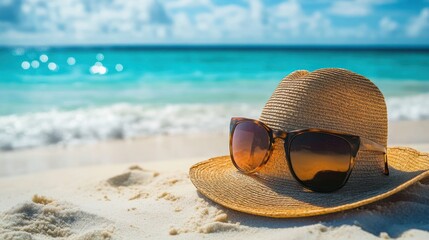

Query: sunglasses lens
[231,121,271,172]
[289,132,352,192]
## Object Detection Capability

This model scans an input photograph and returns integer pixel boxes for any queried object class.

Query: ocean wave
[0,94,428,151]
[387,93,429,121]
[0,103,261,151]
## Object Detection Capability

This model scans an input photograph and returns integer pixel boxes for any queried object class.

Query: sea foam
[387,93,429,121]
[0,103,260,151]
[0,94,428,151]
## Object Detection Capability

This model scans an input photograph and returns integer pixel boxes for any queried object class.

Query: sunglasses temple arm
[360,137,389,176]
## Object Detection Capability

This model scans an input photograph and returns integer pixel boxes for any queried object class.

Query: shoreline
[1,120,429,177]
[0,133,228,177]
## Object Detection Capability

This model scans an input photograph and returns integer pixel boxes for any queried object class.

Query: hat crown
[260,68,387,146]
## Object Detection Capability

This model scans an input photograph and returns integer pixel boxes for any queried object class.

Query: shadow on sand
[198,177,429,238]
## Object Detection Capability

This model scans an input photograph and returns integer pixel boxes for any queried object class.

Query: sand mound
[101,165,243,236]
[168,195,243,235]
[0,195,114,240]
[169,207,242,236]
[106,165,159,187]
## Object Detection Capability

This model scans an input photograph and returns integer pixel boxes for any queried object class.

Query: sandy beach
[1,120,429,239]
[2,1,428,238]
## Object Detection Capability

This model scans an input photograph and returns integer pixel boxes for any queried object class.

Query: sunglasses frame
[229,117,389,192]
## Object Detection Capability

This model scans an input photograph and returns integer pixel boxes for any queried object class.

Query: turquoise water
[2,47,429,115]
[1,47,429,150]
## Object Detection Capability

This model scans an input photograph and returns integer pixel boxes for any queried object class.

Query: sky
[0,0,428,46]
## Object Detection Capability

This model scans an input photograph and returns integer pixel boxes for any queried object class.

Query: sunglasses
[229,117,389,192]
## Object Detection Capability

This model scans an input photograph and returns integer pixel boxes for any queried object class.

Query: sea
[1,46,429,151]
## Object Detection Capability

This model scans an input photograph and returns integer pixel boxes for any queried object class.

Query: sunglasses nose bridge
[273,130,287,140]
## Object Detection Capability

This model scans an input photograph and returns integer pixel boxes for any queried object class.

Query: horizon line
[2,43,429,51]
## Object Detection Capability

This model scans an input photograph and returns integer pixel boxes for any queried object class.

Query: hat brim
[189,147,429,218]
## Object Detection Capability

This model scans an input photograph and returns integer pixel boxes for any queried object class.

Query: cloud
[0,0,425,45]
[330,1,370,16]
[269,0,331,38]
[164,0,213,10]
[248,0,265,23]
[183,0,335,41]
[0,0,171,34]
[329,0,394,17]
[379,17,397,33]
[0,0,369,45]
[406,8,429,37]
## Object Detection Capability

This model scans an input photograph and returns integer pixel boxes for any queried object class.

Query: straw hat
[189,68,429,218]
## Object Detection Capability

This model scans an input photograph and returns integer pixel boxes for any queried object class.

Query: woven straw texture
[259,68,388,178]
[189,68,429,217]
[190,147,429,217]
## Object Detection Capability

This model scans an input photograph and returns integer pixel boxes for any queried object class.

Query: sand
[1,120,429,239]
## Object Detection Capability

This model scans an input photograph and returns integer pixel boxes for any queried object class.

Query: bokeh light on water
[67,57,76,66]
[14,51,126,76]
[21,61,30,70]
[39,54,48,63]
